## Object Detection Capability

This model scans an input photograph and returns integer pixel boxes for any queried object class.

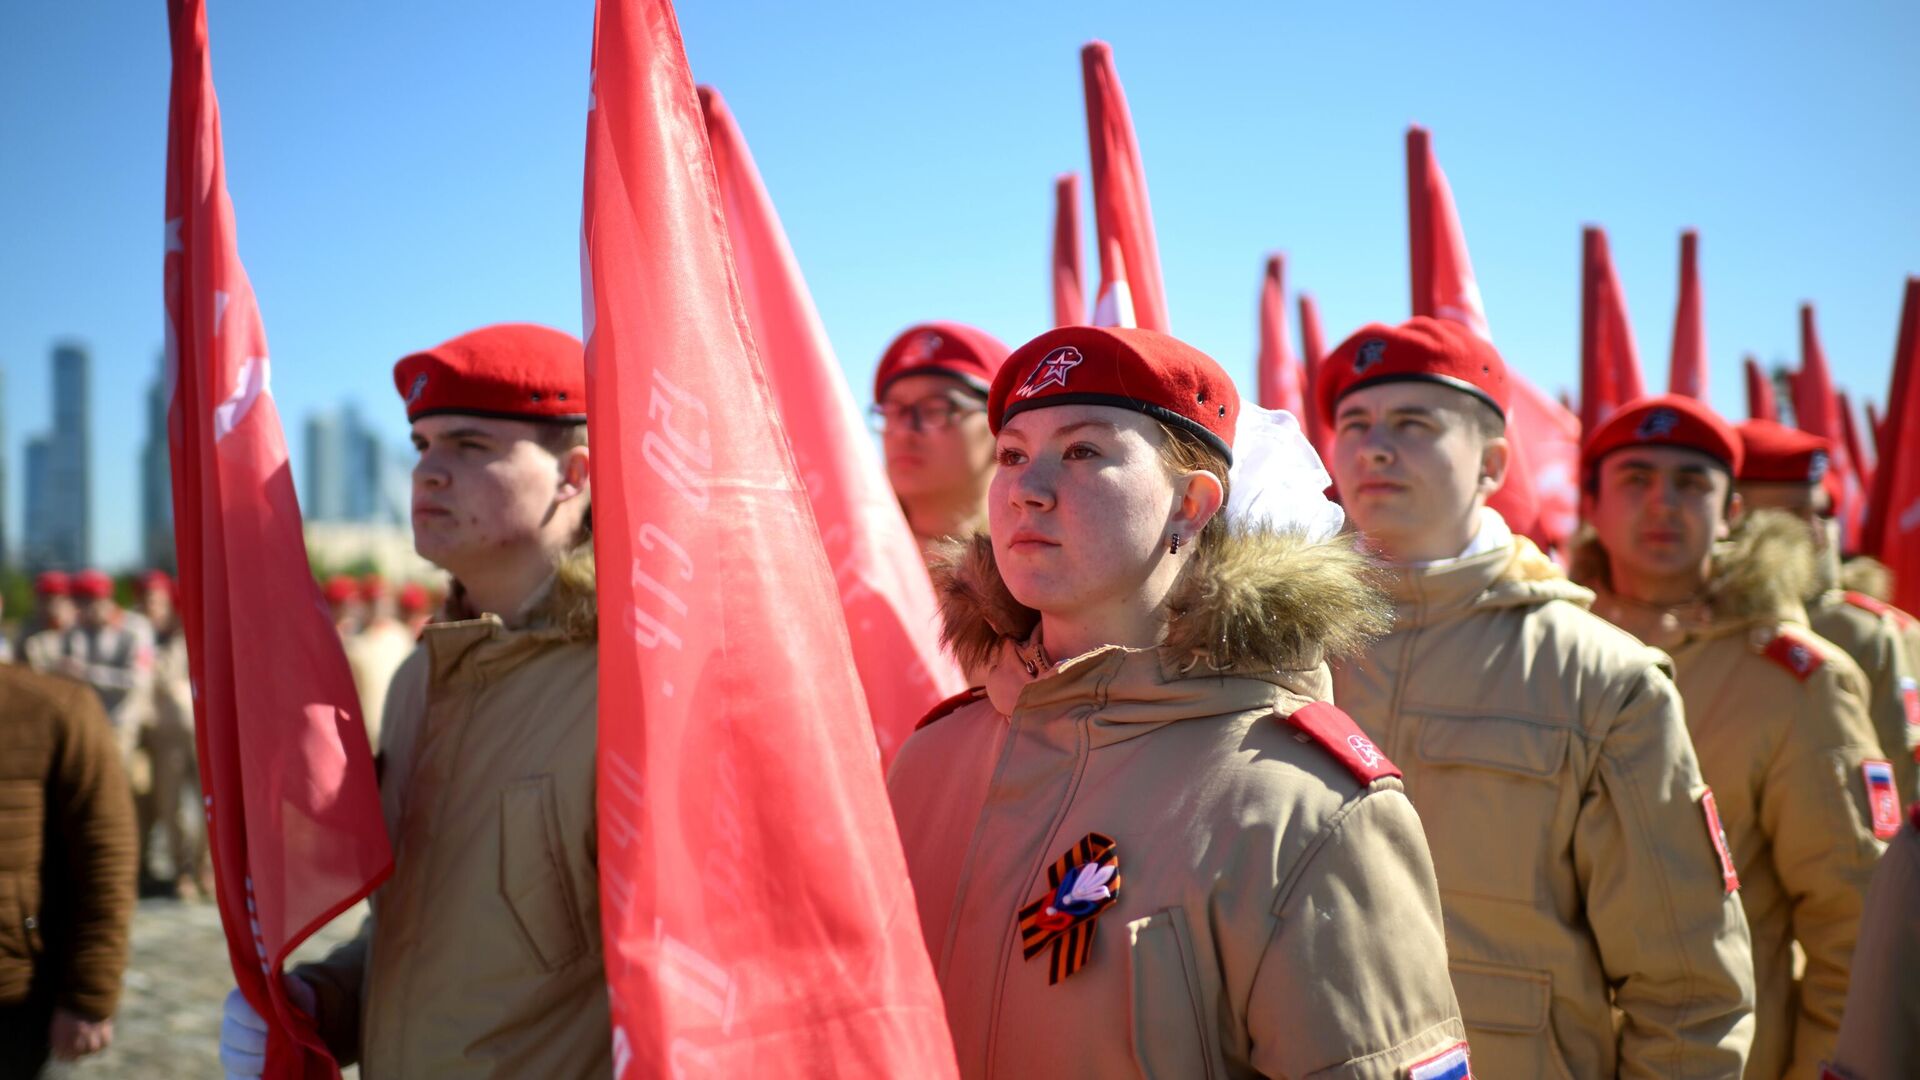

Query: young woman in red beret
[886,325,1467,1079]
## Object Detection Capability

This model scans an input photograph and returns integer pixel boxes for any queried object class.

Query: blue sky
[3,2,1916,568]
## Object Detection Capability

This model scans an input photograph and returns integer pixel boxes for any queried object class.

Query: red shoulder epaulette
[915,687,987,731]
[1762,631,1825,682]
[1845,590,1919,630]
[1280,702,1401,784]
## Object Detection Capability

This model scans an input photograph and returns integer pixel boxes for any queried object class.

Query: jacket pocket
[499,775,587,971]
[1411,712,1572,903]
[1449,960,1574,1080]
[1124,907,1220,1080]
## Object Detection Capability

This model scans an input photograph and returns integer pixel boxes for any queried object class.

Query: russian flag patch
[1700,788,1740,893]
[1864,760,1901,840]
[1406,1041,1472,1079]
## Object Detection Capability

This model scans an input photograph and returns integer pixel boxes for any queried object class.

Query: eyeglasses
[868,395,986,434]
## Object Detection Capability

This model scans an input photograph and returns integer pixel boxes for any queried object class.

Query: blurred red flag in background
[1580,225,1647,433]
[700,86,962,763]
[1257,254,1306,419]
[1863,278,1920,613]
[163,2,391,1076]
[1083,42,1168,333]
[1298,291,1332,462]
[582,0,958,1074]
[1052,173,1086,326]
[1669,229,1708,399]
[1795,303,1864,550]
[1746,355,1779,421]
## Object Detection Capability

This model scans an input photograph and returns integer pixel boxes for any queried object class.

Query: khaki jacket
[891,529,1466,1079]
[1826,802,1920,1080]
[295,548,607,1078]
[0,664,136,1019]
[1808,591,1920,801]
[1581,514,1888,1080]
[1335,528,1755,1079]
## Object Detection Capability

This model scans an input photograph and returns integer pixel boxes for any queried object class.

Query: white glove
[219,976,316,1079]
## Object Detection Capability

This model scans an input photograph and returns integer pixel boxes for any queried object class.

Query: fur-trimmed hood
[442,541,597,641]
[1568,509,1814,624]
[929,525,1391,679]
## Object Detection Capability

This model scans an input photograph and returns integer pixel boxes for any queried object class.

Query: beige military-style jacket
[1825,801,1920,1080]
[1808,590,1920,801]
[295,548,608,1079]
[1335,521,1756,1079]
[1581,514,1889,1080]
[891,529,1466,1080]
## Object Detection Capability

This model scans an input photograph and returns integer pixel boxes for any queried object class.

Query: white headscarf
[1224,404,1345,543]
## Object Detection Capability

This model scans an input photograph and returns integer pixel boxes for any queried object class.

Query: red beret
[1735,420,1831,484]
[873,322,1011,399]
[398,582,431,613]
[137,570,174,597]
[1583,394,1742,483]
[989,326,1238,463]
[394,323,585,423]
[71,570,113,601]
[359,574,388,602]
[1318,317,1509,426]
[34,571,70,597]
[323,575,361,605]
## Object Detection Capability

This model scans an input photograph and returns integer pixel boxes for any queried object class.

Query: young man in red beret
[1736,419,1919,801]
[62,571,154,728]
[1324,318,1756,1077]
[22,572,78,675]
[1578,395,1888,1080]
[221,323,607,1078]
[871,322,1009,556]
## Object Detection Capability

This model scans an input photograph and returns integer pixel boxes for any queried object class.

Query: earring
[1168,533,1182,555]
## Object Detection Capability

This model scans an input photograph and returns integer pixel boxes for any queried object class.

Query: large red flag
[700,87,962,764]
[1510,380,1584,551]
[1406,125,1575,546]
[582,2,958,1074]
[1257,255,1306,418]
[1580,225,1646,433]
[1864,279,1920,607]
[1795,303,1863,548]
[163,2,390,1076]
[1838,390,1873,496]
[1052,173,1086,326]
[1669,229,1708,399]
[1082,41,1169,332]
[1745,355,1779,421]
[1867,400,1885,459]
[1298,291,1332,461]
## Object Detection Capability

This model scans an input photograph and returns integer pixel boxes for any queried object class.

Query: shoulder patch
[1842,590,1892,618]
[1761,631,1825,682]
[1404,1040,1472,1079]
[915,687,986,731]
[1863,760,1901,840]
[1280,702,1401,784]
[1700,788,1740,893]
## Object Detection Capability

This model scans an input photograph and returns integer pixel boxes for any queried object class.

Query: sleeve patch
[1280,702,1401,784]
[1405,1041,1472,1079]
[915,687,986,731]
[1762,633,1824,681]
[1700,789,1740,893]
[1863,760,1901,840]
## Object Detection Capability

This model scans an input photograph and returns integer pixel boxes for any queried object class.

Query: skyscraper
[23,342,91,569]
[141,354,175,570]
[304,410,347,522]
[0,368,10,570]
[303,402,409,526]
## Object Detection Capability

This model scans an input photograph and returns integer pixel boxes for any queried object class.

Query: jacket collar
[931,525,1381,720]
[427,544,597,682]
[1382,531,1592,629]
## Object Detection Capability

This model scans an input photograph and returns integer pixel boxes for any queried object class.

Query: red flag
[1796,303,1863,548]
[1052,173,1085,327]
[582,2,958,1074]
[1082,41,1169,332]
[1406,125,1557,543]
[1298,291,1332,461]
[1510,380,1584,553]
[1867,399,1886,460]
[1745,354,1779,421]
[1579,226,1647,433]
[1669,229,1708,399]
[163,2,390,1076]
[1838,390,1873,495]
[1256,255,1306,418]
[700,88,963,764]
[1864,278,1920,606]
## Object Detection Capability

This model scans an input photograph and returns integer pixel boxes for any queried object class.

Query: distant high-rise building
[0,368,9,570]
[304,411,348,522]
[23,343,92,569]
[141,354,175,571]
[303,402,408,526]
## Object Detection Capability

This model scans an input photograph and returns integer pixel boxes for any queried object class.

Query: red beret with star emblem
[873,321,1011,399]
[393,323,585,423]
[1582,394,1742,483]
[1317,316,1510,426]
[988,326,1239,463]
[1737,419,1842,509]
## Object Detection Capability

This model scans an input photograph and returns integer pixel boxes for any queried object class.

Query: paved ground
[46,899,364,1079]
